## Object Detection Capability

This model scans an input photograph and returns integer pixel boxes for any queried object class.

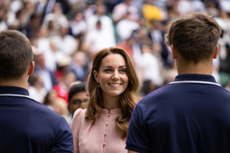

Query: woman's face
[93,53,129,99]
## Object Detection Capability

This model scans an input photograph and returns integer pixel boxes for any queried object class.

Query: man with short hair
[0,30,73,153]
[68,82,89,117]
[126,12,230,153]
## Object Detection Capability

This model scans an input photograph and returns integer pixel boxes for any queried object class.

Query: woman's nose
[112,70,119,80]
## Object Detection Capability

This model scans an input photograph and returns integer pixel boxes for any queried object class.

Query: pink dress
[70,108,127,153]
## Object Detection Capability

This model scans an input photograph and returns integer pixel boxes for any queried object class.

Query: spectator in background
[33,49,57,92]
[68,81,89,124]
[83,0,97,20]
[86,4,114,34]
[215,9,230,36]
[152,42,165,79]
[15,8,28,35]
[52,25,77,56]
[140,79,158,96]
[25,14,41,38]
[139,43,163,87]
[176,0,194,15]
[53,69,77,103]
[36,26,51,52]
[148,19,169,67]
[55,55,72,82]
[71,51,88,82]
[44,39,65,72]
[0,30,73,153]
[219,0,230,14]
[117,35,136,59]
[28,72,47,103]
[70,47,139,153]
[43,90,69,121]
[46,19,60,37]
[142,0,166,23]
[69,11,87,38]
[112,0,139,23]
[116,12,140,42]
[42,2,68,30]
[85,19,116,53]
[0,5,8,32]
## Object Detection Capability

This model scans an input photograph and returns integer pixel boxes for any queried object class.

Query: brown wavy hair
[85,46,139,139]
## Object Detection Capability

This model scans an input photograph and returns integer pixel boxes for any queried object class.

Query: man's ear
[93,70,99,83]
[171,45,178,59]
[28,61,35,76]
[213,45,219,59]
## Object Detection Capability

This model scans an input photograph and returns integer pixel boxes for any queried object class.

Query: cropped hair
[68,82,87,102]
[165,12,221,64]
[86,46,139,139]
[0,30,33,79]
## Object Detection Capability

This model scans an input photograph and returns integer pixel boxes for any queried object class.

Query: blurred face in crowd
[35,53,45,69]
[93,53,129,100]
[96,5,106,16]
[60,27,68,37]
[38,27,47,38]
[74,12,84,22]
[53,3,62,14]
[63,71,77,89]
[68,91,89,116]
[152,42,162,54]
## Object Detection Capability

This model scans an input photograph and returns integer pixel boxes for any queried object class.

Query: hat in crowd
[32,46,45,56]
[142,4,164,21]
[57,55,71,68]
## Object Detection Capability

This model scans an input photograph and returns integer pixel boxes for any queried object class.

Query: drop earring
[97,83,100,88]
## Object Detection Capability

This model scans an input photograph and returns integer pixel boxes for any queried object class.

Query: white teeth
[109,84,120,86]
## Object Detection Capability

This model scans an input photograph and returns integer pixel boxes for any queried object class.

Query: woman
[70,46,139,153]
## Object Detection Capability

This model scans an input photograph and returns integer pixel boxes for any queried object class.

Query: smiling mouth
[108,83,121,86]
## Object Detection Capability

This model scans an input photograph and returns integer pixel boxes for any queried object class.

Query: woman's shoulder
[73,108,87,119]
[71,109,87,132]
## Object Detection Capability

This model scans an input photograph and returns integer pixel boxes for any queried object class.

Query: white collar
[170,80,221,86]
[0,94,34,100]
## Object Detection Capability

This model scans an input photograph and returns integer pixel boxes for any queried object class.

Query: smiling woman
[70,46,140,153]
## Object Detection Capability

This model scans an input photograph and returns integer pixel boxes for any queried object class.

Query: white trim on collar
[170,80,221,86]
[0,94,34,100]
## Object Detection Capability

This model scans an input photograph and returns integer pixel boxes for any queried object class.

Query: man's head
[68,82,89,116]
[0,30,34,81]
[165,12,221,64]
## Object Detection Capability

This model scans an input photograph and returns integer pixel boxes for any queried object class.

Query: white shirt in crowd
[52,35,77,56]
[116,18,139,42]
[85,29,116,52]
[140,52,163,86]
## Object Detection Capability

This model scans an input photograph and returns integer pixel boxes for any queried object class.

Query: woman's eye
[120,69,126,73]
[105,69,112,72]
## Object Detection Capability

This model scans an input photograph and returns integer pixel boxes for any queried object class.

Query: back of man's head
[0,30,33,80]
[165,12,221,64]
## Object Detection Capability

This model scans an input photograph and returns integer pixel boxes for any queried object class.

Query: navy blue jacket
[126,74,230,153]
[0,86,73,153]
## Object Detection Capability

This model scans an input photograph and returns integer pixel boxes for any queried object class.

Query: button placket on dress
[102,110,110,153]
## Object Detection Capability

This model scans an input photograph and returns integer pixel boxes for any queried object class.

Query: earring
[97,83,100,88]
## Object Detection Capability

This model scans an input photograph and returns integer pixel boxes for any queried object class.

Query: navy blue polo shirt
[126,74,230,153]
[0,86,73,153]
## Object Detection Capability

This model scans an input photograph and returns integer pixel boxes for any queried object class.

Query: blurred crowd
[0,0,230,121]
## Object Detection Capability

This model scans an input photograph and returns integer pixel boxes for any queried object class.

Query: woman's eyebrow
[103,65,126,68]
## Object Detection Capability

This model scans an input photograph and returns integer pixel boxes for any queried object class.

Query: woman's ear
[93,70,99,83]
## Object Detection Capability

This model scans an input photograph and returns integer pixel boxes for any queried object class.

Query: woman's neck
[102,95,120,110]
